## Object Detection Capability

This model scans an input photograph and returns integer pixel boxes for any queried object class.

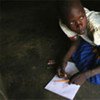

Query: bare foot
[47,59,56,65]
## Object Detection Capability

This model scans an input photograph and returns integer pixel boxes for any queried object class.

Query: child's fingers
[57,68,62,77]
[57,68,68,79]
[57,68,64,78]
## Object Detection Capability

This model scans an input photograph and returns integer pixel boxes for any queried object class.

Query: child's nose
[76,21,82,28]
[77,20,81,25]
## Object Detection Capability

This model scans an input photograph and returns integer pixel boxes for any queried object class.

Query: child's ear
[59,19,77,38]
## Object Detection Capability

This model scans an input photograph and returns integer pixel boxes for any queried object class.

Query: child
[57,0,100,85]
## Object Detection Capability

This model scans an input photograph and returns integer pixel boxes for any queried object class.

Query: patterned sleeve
[85,8,100,45]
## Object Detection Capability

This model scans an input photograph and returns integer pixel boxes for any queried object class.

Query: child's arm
[69,65,100,85]
[62,39,79,67]
[85,65,100,79]
[57,37,80,77]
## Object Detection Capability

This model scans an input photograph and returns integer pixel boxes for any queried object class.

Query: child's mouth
[77,29,86,35]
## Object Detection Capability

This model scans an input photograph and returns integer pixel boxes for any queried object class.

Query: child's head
[59,0,87,35]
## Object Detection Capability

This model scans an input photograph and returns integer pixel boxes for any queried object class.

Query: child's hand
[57,60,68,78]
[69,72,87,85]
[57,67,68,78]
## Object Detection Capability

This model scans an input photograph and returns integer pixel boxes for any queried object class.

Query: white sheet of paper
[45,61,80,100]
[65,61,79,76]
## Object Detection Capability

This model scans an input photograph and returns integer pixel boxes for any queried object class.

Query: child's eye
[80,16,84,20]
[70,21,74,25]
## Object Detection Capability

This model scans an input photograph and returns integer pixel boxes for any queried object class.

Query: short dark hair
[57,0,83,24]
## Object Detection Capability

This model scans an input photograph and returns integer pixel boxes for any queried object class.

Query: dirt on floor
[0,0,100,100]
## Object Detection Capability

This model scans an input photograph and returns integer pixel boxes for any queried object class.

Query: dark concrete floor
[0,0,100,100]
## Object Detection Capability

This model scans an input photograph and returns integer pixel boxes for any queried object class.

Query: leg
[72,39,100,85]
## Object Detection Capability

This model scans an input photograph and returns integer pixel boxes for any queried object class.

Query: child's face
[66,7,87,35]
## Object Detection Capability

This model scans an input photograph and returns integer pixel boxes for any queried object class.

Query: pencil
[54,79,69,83]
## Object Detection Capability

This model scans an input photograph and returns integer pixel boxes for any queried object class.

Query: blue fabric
[72,38,100,85]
